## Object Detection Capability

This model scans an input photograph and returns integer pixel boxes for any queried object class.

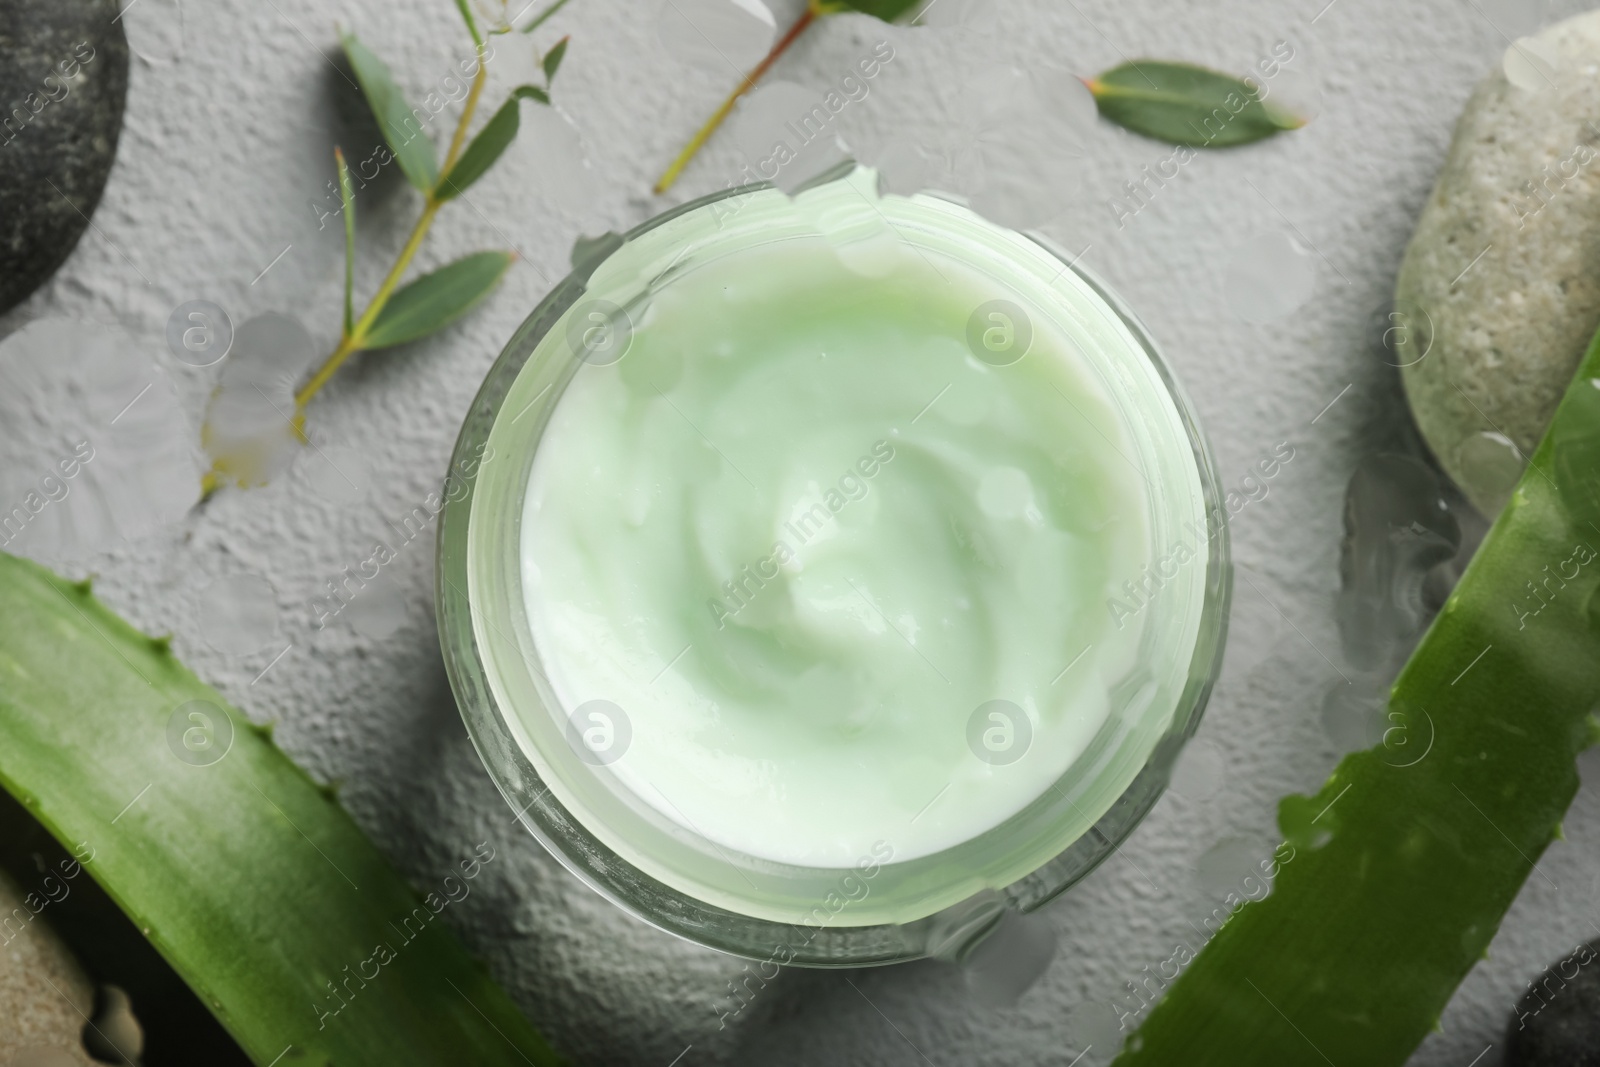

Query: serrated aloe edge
[1113,333,1600,1062]
[0,557,563,1066]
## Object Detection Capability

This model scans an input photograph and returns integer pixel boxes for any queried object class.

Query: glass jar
[436,164,1230,966]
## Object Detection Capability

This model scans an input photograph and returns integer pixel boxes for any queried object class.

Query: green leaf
[340,30,439,191]
[437,86,548,200]
[542,36,569,82]
[453,0,484,48]
[820,0,927,20]
[521,0,573,34]
[0,553,563,1066]
[363,251,515,348]
[335,147,355,337]
[1089,61,1303,148]
[1114,331,1600,1064]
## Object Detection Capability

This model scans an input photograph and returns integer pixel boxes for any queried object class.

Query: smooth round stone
[1505,937,1600,1066]
[1395,9,1600,516]
[0,868,98,1065]
[0,0,129,314]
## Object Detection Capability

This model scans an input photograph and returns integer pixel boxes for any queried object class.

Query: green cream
[509,170,1213,891]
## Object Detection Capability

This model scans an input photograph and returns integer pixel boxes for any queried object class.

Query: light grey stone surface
[1397,7,1600,517]
[1,0,1597,1064]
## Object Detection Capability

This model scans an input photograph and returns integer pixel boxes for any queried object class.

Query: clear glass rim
[435,166,1232,966]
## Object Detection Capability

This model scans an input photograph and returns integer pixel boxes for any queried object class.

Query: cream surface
[517,179,1199,870]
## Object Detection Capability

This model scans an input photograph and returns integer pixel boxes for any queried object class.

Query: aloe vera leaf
[1113,338,1600,1062]
[0,553,563,1067]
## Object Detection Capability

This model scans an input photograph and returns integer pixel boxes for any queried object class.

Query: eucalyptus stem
[291,45,490,418]
[652,4,819,194]
[520,0,573,36]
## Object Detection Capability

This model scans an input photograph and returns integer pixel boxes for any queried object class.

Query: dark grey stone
[1507,938,1600,1067]
[0,0,128,314]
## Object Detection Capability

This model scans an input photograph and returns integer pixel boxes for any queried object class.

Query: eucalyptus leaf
[363,251,515,348]
[1089,60,1303,148]
[340,30,439,191]
[437,86,550,200]
[543,36,568,82]
[335,147,356,337]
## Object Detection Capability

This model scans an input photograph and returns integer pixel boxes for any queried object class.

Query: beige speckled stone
[1397,9,1600,516]
[0,869,97,1066]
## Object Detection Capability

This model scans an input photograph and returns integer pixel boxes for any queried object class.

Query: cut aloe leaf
[0,553,563,1067]
[1114,335,1600,1062]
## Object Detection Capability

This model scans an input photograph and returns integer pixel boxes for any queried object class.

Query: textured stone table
[2,0,1595,1063]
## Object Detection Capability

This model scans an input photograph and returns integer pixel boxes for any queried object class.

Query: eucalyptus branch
[653,3,820,195]
[201,0,576,493]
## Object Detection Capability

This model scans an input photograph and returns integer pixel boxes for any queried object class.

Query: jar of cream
[437,164,1229,965]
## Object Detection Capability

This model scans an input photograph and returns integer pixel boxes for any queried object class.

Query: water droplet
[346,579,407,640]
[204,313,316,485]
[1504,35,1560,91]
[1066,1000,1123,1052]
[516,106,592,211]
[1196,836,1264,898]
[123,0,185,64]
[655,0,775,71]
[1258,63,1323,127]
[0,319,198,562]
[966,67,1095,228]
[1280,793,1335,851]
[871,137,941,197]
[1336,454,1461,673]
[1168,737,1224,800]
[1454,431,1525,510]
[166,299,233,367]
[918,0,987,28]
[1223,232,1316,323]
[296,444,371,505]
[961,910,1057,1007]
[1320,682,1386,752]
[730,81,850,195]
[1478,0,1555,38]
[198,575,279,655]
